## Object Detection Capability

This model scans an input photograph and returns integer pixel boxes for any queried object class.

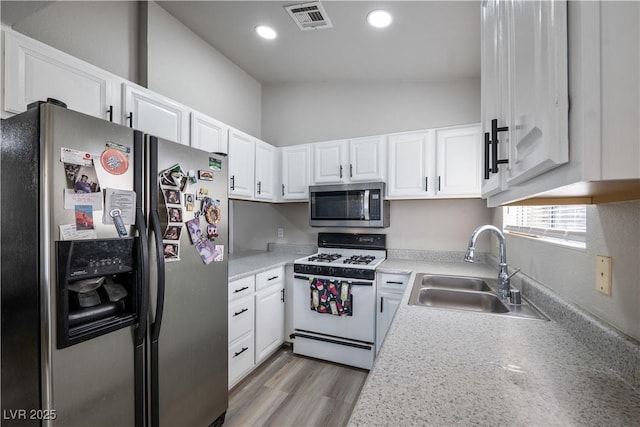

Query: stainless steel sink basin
[408,273,548,321]
[420,275,492,292]
[415,288,509,314]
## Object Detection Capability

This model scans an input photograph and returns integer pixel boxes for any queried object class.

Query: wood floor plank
[226,346,368,427]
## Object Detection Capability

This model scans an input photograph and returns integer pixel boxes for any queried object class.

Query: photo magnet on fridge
[163,188,181,205]
[73,165,101,194]
[186,217,202,244]
[163,242,180,262]
[75,205,94,230]
[167,206,183,223]
[213,245,224,262]
[195,239,216,265]
[184,193,195,212]
[163,225,182,241]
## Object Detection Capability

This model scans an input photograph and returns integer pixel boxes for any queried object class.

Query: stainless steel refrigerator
[1,100,228,426]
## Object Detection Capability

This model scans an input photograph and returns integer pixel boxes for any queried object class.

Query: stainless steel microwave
[309,182,390,228]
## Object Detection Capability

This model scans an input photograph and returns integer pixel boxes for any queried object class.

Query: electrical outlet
[596,255,612,295]
[277,228,284,239]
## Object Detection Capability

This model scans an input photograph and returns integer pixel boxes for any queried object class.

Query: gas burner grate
[343,255,376,265]
[307,253,342,263]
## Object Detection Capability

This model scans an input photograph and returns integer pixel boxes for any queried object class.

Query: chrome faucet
[464,225,512,298]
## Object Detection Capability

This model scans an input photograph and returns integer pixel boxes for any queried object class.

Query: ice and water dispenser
[56,238,140,348]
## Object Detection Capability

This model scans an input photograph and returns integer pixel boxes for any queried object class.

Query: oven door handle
[363,190,370,220]
[294,274,372,286]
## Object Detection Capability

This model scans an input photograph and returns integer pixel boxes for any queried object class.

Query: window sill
[505,230,586,251]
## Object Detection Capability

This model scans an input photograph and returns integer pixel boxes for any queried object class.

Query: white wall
[11,1,140,82]
[146,2,262,138]
[262,79,481,146]
[233,199,491,254]
[492,201,640,341]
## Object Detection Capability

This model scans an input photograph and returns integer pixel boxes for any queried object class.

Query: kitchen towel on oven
[309,278,352,316]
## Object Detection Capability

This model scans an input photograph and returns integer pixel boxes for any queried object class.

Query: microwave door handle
[363,190,370,220]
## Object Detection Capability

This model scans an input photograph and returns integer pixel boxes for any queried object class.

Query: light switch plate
[596,255,612,295]
[277,228,284,238]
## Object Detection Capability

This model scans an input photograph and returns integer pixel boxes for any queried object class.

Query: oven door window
[311,191,365,221]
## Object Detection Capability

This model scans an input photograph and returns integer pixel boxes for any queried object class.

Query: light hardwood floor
[225,345,368,427]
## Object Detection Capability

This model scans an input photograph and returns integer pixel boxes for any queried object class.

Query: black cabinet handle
[381,296,384,313]
[425,177,428,192]
[282,184,285,196]
[491,119,509,172]
[233,286,248,293]
[281,288,285,302]
[386,281,404,285]
[350,164,353,178]
[233,347,248,358]
[257,181,261,194]
[127,112,133,128]
[438,176,441,192]
[230,175,235,190]
[268,276,279,281]
[339,165,343,178]
[233,308,249,317]
[107,105,113,122]
[484,132,491,179]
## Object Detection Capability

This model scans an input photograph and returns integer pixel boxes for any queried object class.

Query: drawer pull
[233,286,249,293]
[386,281,404,285]
[233,308,249,317]
[267,276,279,281]
[233,347,249,358]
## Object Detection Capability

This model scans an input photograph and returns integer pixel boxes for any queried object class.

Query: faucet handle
[508,267,521,279]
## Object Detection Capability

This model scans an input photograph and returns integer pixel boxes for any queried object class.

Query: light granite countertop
[228,247,314,281]
[349,259,640,426]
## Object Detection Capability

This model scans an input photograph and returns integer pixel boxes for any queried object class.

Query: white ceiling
[157,1,481,84]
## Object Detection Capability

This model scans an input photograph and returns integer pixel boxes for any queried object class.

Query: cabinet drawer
[229,295,254,343]
[255,266,284,291]
[229,275,255,301]
[377,272,410,293]
[229,333,254,388]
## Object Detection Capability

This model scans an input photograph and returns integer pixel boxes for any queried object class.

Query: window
[503,205,587,248]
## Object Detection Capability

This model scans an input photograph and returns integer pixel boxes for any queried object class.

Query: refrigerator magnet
[213,245,224,262]
[198,170,214,181]
[206,225,218,240]
[186,217,202,244]
[196,188,208,201]
[188,170,197,184]
[100,148,129,175]
[61,147,93,166]
[163,242,180,262]
[209,157,222,171]
[195,240,216,265]
[168,207,183,223]
[75,205,94,230]
[163,188,181,205]
[163,225,182,241]
[184,193,195,211]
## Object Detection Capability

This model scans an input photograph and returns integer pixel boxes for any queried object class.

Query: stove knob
[315,266,323,275]
[328,267,336,276]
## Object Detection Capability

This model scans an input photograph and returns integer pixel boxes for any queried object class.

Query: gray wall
[146,3,262,137]
[233,199,491,254]
[491,201,640,341]
[11,1,140,82]
[262,79,481,146]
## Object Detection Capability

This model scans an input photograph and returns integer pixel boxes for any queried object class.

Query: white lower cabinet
[376,272,410,354]
[228,267,285,389]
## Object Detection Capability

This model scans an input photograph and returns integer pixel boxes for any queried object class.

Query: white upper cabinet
[190,110,228,154]
[312,140,348,184]
[481,0,568,196]
[228,128,256,199]
[387,131,436,198]
[281,144,311,200]
[254,140,275,201]
[123,83,190,145]
[312,137,385,185]
[3,29,121,123]
[349,136,386,182]
[506,0,568,186]
[436,125,482,197]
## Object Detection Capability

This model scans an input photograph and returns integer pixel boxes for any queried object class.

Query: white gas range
[291,233,386,370]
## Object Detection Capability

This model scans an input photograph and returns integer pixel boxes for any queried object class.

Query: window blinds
[503,205,587,244]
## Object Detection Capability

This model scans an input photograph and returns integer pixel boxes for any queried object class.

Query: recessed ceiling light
[256,25,277,40]
[367,10,393,28]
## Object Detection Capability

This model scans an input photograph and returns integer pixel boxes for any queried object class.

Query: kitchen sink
[420,275,493,292]
[408,274,548,321]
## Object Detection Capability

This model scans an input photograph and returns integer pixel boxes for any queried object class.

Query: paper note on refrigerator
[103,188,136,225]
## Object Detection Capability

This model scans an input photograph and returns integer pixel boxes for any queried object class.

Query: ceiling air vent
[284,1,333,31]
